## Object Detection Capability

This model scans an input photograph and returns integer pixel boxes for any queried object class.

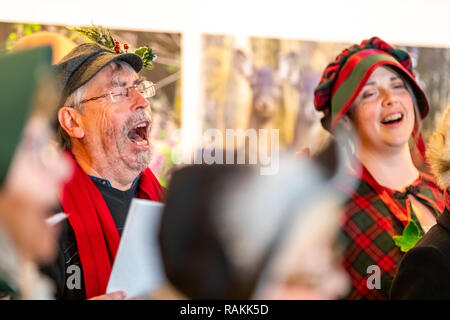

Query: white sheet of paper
[107,199,166,298]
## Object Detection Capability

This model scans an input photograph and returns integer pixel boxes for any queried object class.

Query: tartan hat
[314,37,429,132]
[0,46,53,186]
[54,43,143,106]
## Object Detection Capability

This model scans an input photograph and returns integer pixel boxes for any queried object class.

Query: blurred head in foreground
[159,151,352,299]
[0,47,72,299]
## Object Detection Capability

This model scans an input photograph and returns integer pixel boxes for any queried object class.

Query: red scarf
[61,154,165,299]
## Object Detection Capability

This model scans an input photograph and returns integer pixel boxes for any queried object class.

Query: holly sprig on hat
[69,25,115,49]
[69,25,157,70]
[134,46,157,69]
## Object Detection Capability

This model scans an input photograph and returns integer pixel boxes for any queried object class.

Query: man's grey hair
[57,60,136,150]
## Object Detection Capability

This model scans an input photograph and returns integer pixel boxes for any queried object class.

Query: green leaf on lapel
[392,219,422,252]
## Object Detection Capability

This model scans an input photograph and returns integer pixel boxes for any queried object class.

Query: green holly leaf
[134,47,147,57]
[134,46,156,70]
[392,219,422,252]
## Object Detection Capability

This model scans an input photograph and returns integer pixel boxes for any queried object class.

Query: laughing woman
[313,37,445,299]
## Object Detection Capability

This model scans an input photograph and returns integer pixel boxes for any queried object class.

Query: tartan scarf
[359,167,444,227]
[337,164,444,299]
[61,153,165,299]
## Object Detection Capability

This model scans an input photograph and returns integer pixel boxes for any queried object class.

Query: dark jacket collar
[437,208,450,234]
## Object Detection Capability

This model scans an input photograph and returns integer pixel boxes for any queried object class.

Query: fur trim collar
[427,107,450,190]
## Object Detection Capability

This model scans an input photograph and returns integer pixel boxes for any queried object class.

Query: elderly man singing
[43,41,165,300]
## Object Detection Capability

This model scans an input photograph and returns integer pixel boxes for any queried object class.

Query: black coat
[390,209,450,299]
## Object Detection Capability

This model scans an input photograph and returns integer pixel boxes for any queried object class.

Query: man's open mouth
[127,121,150,146]
[381,112,403,125]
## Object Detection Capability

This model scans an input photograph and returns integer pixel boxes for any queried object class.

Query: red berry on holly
[124,44,129,49]
[115,48,120,53]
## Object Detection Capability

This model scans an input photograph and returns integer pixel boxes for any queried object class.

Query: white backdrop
[2,0,449,153]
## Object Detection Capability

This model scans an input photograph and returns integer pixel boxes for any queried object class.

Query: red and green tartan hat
[314,37,429,132]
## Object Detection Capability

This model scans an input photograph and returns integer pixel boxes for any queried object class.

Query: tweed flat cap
[54,43,143,105]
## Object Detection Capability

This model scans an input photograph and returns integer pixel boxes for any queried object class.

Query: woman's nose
[381,88,397,108]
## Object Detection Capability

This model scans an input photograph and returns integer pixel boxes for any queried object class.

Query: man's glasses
[72,80,156,106]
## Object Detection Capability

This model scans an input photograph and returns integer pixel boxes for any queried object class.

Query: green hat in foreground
[0,46,53,186]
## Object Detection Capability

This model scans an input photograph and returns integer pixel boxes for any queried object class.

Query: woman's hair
[406,81,423,149]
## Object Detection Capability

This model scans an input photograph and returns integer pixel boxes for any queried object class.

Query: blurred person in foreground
[158,149,352,299]
[391,106,450,299]
[0,46,72,299]
[313,37,444,299]
[42,27,165,300]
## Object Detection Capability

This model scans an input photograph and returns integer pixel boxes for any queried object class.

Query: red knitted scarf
[61,154,165,298]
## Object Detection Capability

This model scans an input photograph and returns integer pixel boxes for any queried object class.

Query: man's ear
[58,107,85,139]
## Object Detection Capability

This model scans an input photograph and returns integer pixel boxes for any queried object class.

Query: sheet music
[107,199,166,298]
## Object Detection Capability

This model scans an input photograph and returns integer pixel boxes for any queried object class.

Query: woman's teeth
[382,112,403,124]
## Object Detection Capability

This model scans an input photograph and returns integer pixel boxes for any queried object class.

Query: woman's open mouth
[381,112,404,126]
[127,120,150,147]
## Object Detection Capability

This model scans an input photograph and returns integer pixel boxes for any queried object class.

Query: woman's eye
[362,91,375,99]
[393,82,406,89]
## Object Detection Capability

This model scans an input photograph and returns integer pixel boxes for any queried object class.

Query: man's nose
[130,88,150,112]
